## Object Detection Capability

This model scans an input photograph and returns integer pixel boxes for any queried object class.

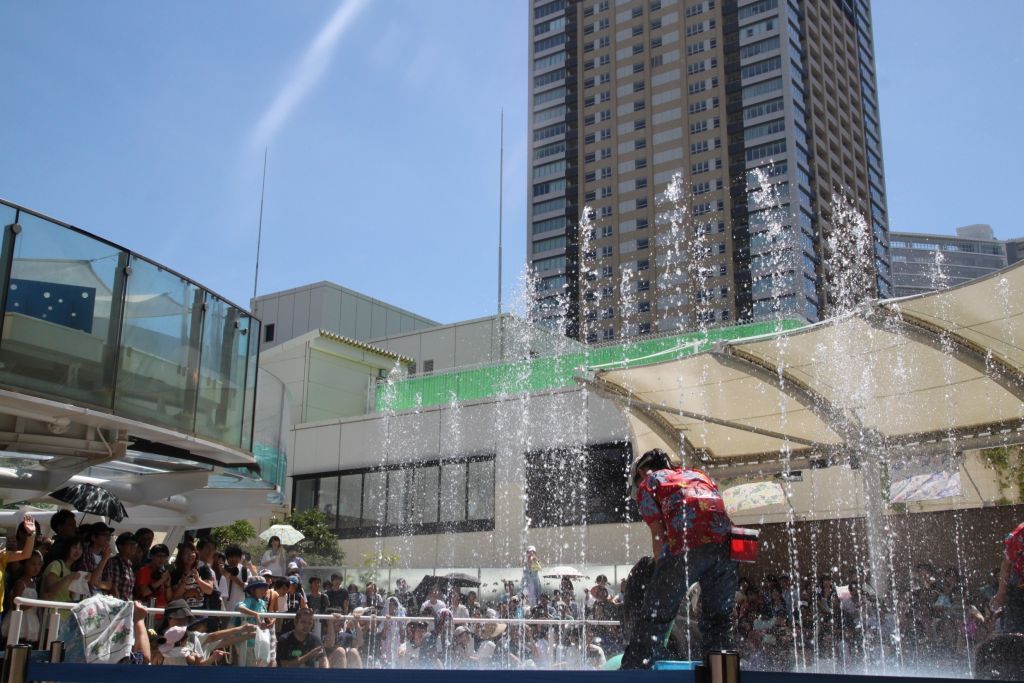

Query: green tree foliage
[285,508,344,565]
[209,520,256,548]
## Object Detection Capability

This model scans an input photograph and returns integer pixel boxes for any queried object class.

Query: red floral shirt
[636,467,733,557]
[1005,521,1024,585]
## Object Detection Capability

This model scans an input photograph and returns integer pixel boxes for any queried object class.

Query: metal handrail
[9,596,621,647]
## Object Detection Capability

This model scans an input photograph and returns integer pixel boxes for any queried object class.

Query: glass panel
[114,256,202,432]
[413,465,439,524]
[241,317,260,451]
[362,471,385,525]
[195,295,248,446]
[467,459,495,521]
[0,205,15,292]
[387,469,410,525]
[0,212,123,407]
[293,478,316,512]
[440,462,467,523]
[316,475,339,528]
[337,473,362,528]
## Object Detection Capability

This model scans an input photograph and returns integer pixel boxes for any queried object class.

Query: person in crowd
[44,509,77,565]
[132,528,154,571]
[348,582,364,609]
[325,610,364,668]
[134,543,171,607]
[195,538,221,613]
[325,573,346,608]
[283,575,308,613]
[620,448,736,669]
[221,546,251,614]
[465,590,482,619]
[155,625,192,665]
[993,520,1024,633]
[380,595,406,667]
[452,625,479,665]
[394,577,414,613]
[171,544,213,610]
[277,607,328,668]
[421,584,446,614]
[157,598,250,666]
[396,620,431,668]
[96,532,138,600]
[588,574,609,615]
[2,549,43,644]
[41,537,87,603]
[260,536,287,577]
[522,545,542,607]
[365,581,385,610]
[73,522,113,594]
[307,576,329,613]
[287,548,308,573]
[234,576,274,667]
[451,588,469,620]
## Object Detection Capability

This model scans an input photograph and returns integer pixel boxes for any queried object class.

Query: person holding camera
[135,544,171,608]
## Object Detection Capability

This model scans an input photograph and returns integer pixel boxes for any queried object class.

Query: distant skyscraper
[890,224,1017,297]
[527,0,892,341]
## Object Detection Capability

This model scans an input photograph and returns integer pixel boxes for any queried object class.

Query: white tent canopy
[582,261,1024,473]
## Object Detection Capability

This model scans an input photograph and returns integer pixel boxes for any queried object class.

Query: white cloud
[249,0,369,148]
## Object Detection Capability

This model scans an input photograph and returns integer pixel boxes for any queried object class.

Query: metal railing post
[4,611,23,647]
[2,643,30,683]
[44,611,61,650]
[48,640,64,663]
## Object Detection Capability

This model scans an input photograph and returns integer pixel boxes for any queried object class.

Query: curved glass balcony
[0,199,260,454]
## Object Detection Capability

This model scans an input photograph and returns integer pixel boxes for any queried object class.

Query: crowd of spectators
[0,511,1015,674]
[731,564,1010,675]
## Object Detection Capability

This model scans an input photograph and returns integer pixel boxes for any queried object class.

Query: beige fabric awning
[581,261,1024,471]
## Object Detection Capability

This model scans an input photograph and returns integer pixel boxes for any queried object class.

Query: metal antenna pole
[497,109,505,361]
[253,147,268,301]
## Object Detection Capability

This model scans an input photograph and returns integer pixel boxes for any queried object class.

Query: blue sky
[0,1,1021,324]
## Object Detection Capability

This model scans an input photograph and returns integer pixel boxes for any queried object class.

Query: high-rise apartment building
[527,0,892,341]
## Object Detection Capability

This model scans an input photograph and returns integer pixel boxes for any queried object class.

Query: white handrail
[10,595,621,647]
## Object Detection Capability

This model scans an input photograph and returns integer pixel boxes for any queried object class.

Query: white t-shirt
[420,598,447,614]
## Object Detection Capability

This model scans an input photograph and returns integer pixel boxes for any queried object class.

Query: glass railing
[0,199,260,453]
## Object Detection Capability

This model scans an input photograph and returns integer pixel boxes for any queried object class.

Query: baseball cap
[288,575,300,585]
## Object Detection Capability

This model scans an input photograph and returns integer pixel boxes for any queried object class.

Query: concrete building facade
[890,224,1017,297]
[252,282,438,352]
[527,0,892,341]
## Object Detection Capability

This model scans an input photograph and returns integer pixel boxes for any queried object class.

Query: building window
[422,359,434,373]
[264,324,275,343]
[292,455,496,538]
[525,442,637,527]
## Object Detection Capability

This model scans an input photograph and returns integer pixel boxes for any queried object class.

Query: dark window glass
[525,442,637,527]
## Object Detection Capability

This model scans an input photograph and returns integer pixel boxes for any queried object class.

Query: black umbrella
[49,483,129,522]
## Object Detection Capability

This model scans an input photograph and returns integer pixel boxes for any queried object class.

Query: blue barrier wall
[24,662,979,683]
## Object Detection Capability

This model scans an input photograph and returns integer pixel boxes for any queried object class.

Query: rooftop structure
[252,281,439,351]
[890,224,1022,297]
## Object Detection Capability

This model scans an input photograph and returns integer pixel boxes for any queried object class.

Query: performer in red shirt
[994,521,1024,633]
[620,449,737,669]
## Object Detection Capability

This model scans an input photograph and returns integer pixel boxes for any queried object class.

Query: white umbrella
[542,565,590,580]
[259,523,304,546]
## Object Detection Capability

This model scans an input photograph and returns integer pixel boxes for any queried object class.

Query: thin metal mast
[497,110,505,360]
[253,147,268,301]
